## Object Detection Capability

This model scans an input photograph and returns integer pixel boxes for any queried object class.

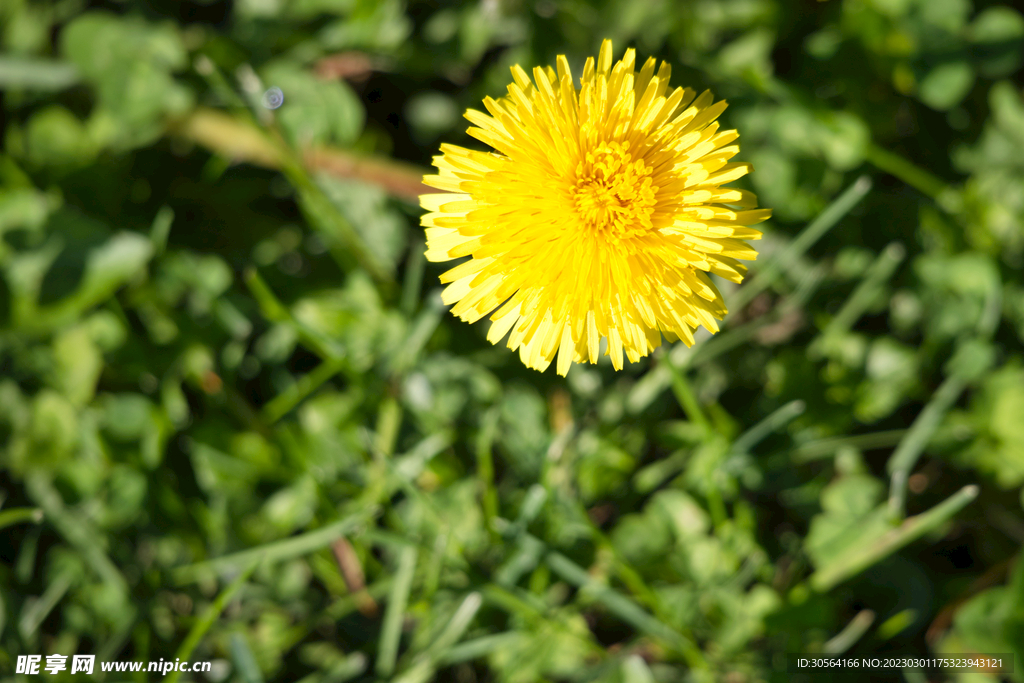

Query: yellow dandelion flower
[420,39,770,376]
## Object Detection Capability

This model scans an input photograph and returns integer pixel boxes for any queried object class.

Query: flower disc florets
[573,142,657,243]
[420,40,770,376]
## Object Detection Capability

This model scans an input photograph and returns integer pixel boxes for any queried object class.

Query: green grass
[2,0,1024,681]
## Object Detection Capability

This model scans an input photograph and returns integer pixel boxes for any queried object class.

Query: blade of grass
[15,528,40,584]
[96,611,140,663]
[633,449,689,494]
[244,267,347,362]
[131,623,151,683]
[479,584,549,626]
[877,608,917,640]
[325,577,395,620]
[229,633,265,683]
[662,357,712,437]
[18,569,75,639]
[375,395,402,457]
[811,242,906,355]
[864,143,962,211]
[262,356,347,424]
[293,655,368,683]
[390,660,433,683]
[731,400,805,455]
[789,429,907,464]
[165,563,257,683]
[527,486,700,651]
[544,551,706,669]
[887,279,999,519]
[192,56,253,117]
[327,654,368,683]
[886,373,970,520]
[436,632,521,666]
[696,261,826,371]
[479,584,599,655]
[422,592,483,660]
[234,63,273,125]
[25,474,128,593]
[629,262,826,415]
[400,236,426,317]
[730,175,873,313]
[390,291,444,374]
[212,298,252,339]
[171,509,376,585]
[149,206,174,256]
[977,269,1003,338]
[331,537,377,617]
[423,531,449,600]
[376,545,419,677]
[823,609,875,654]
[285,159,395,291]
[475,407,501,538]
[392,432,452,482]
[175,92,395,290]
[0,507,43,531]
[174,108,435,202]
[494,535,545,587]
[810,485,979,591]
[304,146,436,205]
[244,79,391,290]
[493,484,547,543]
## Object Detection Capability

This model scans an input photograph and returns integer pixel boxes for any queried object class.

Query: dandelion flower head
[420,40,770,376]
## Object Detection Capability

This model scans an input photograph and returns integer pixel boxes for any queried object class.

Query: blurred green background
[2,0,1024,681]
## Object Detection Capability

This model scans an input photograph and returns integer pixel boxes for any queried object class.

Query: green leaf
[100,393,156,442]
[52,324,103,406]
[0,57,80,91]
[821,475,884,518]
[575,431,635,502]
[36,232,153,328]
[918,62,975,111]
[917,0,971,33]
[622,655,655,683]
[230,633,267,683]
[0,186,59,237]
[806,484,889,570]
[261,476,318,533]
[319,0,412,51]
[943,338,996,382]
[855,338,920,422]
[405,91,460,141]
[715,28,775,83]
[809,486,979,591]
[939,578,1023,662]
[963,365,1024,488]
[316,176,408,272]
[101,466,148,528]
[968,7,1024,78]
[817,111,870,171]
[20,106,99,169]
[60,12,193,149]
[12,390,81,470]
[611,509,673,569]
[261,63,365,148]
[62,14,186,76]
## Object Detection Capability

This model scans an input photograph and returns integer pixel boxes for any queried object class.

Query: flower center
[572,142,657,242]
